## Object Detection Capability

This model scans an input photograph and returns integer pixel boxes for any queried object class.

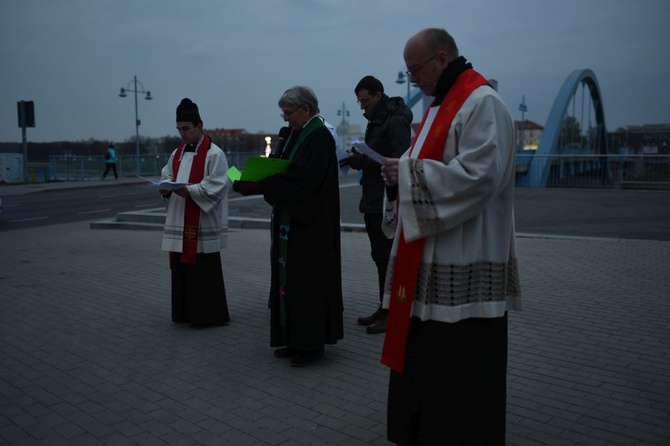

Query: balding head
[403,28,458,96]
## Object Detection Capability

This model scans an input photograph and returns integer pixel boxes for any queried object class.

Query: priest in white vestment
[380,28,522,445]
[159,98,230,326]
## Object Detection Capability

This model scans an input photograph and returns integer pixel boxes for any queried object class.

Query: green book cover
[240,156,291,181]
[226,166,242,181]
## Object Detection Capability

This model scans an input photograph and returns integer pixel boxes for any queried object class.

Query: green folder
[239,156,291,181]
[226,166,242,182]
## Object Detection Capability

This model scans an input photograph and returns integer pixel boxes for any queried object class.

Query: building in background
[609,124,670,154]
[205,128,269,154]
[515,119,544,151]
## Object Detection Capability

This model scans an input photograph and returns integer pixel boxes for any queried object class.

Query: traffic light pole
[21,125,28,182]
[17,100,34,183]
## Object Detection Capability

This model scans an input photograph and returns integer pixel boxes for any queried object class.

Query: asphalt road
[0,183,162,231]
[513,187,670,240]
[1,176,669,240]
[230,175,670,241]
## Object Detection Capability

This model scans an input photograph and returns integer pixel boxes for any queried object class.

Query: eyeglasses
[357,96,373,105]
[280,106,304,120]
[405,54,438,77]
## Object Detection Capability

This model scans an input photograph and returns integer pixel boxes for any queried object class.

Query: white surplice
[383,85,522,323]
[161,139,229,253]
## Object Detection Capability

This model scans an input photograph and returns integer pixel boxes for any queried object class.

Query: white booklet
[350,140,386,164]
[137,175,190,191]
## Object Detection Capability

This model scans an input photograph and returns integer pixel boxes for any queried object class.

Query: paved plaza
[0,181,669,445]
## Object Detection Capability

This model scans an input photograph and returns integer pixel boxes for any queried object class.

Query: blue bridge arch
[523,69,609,187]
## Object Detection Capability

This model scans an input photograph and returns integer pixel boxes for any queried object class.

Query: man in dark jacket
[343,75,413,334]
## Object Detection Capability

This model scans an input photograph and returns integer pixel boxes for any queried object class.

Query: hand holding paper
[339,152,367,170]
[138,175,191,191]
[381,158,400,187]
[350,140,386,164]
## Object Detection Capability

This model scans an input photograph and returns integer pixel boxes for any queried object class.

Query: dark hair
[354,75,384,96]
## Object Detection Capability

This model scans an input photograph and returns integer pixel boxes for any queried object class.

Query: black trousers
[102,163,117,179]
[388,315,508,445]
[170,251,230,325]
[364,213,393,303]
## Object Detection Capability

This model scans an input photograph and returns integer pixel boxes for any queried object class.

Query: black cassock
[261,124,343,351]
[170,251,230,326]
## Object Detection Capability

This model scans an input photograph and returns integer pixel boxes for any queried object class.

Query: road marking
[10,216,49,222]
[78,209,111,215]
[98,193,148,198]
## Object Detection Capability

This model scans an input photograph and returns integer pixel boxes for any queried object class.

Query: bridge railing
[42,152,262,182]
[515,153,670,189]
[33,153,670,190]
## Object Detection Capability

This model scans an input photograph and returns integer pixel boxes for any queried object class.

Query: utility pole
[518,95,528,150]
[119,75,153,176]
[17,100,35,182]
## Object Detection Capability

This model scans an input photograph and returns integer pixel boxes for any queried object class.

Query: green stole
[275,116,325,344]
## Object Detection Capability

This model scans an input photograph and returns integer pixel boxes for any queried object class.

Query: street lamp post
[119,75,152,176]
[396,71,411,104]
[337,102,350,148]
[518,95,528,151]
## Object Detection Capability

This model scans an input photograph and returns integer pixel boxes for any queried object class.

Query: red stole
[381,69,489,374]
[171,135,211,265]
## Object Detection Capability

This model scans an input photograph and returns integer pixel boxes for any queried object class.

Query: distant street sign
[17,100,35,128]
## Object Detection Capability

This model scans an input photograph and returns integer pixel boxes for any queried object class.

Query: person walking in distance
[102,143,118,180]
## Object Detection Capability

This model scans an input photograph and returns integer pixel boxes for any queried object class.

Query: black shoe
[290,350,323,367]
[274,347,296,358]
[366,310,388,334]
[357,303,383,326]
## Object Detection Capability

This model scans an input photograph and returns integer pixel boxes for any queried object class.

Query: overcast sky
[1,0,668,143]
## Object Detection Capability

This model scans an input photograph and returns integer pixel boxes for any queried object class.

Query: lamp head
[145,91,152,100]
[119,88,127,98]
[396,71,406,85]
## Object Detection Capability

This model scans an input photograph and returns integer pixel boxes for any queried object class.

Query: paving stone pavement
[1,190,670,444]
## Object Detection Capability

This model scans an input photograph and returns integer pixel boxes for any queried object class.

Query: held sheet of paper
[350,140,386,164]
[137,176,191,191]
